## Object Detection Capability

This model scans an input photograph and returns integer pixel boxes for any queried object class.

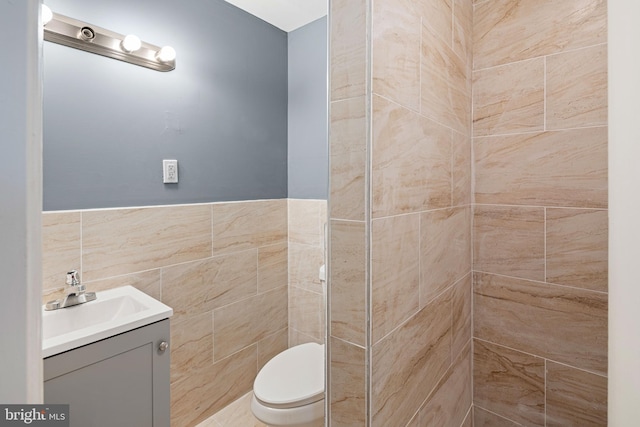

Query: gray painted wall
[43,0,288,210]
[287,17,328,200]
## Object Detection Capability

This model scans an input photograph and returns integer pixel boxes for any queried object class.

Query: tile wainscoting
[42,198,326,427]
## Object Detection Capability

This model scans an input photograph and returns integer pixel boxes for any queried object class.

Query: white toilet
[251,342,325,427]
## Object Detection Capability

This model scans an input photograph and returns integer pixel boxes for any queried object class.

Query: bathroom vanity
[42,286,172,427]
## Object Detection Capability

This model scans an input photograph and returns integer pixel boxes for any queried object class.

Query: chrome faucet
[45,270,97,311]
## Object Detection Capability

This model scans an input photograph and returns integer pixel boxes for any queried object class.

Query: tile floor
[196,392,267,427]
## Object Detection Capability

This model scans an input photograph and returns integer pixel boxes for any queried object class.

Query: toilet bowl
[251,342,325,427]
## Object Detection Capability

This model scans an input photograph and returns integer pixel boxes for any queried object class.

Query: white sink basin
[42,285,173,358]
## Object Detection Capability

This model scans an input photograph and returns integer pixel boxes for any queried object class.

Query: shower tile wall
[42,200,289,427]
[329,0,474,424]
[472,0,608,425]
[329,0,368,423]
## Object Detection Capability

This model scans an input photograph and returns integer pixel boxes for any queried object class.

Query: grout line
[473,269,609,295]
[473,337,607,377]
[330,334,367,351]
[451,0,455,49]
[544,359,548,426]
[373,92,471,136]
[418,213,423,307]
[373,275,466,346]
[451,130,455,207]
[419,16,423,117]
[472,42,608,73]
[473,123,608,139]
[544,56,547,132]
[473,203,608,211]
[544,207,547,282]
[474,405,525,426]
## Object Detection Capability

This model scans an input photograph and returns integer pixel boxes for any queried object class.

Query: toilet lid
[254,342,325,407]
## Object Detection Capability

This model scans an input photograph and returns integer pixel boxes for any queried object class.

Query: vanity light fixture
[41,6,176,72]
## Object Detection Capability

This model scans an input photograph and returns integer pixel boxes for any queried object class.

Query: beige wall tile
[452,131,471,206]
[474,272,608,374]
[453,0,473,65]
[289,286,325,342]
[546,209,608,292]
[257,328,288,371]
[421,23,471,134]
[473,206,545,281]
[474,406,522,427]
[289,242,324,293]
[85,269,162,301]
[372,214,420,343]
[421,12,466,86]
[547,44,608,130]
[473,0,607,69]
[474,128,608,208]
[162,250,257,322]
[421,71,471,136]
[419,0,453,48]
[371,290,451,426]
[452,274,471,358]
[474,339,545,426]
[472,58,544,136]
[82,205,211,281]
[170,312,213,384]
[257,243,288,293]
[42,211,81,291]
[418,341,472,427]
[330,338,366,427]
[372,0,421,110]
[420,207,471,306]
[288,199,322,246]
[171,345,256,427]
[330,97,367,221]
[546,362,608,426]
[330,220,366,346]
[213,286,287,361]
[330,0,366,100]
[372,95,452,217]
[212,200,287,256]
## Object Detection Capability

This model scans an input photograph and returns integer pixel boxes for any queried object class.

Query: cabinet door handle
[158,341,169,352]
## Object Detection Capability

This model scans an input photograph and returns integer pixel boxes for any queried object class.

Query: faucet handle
[66,270,80,286]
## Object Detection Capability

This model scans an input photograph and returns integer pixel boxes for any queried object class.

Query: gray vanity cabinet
[44,319,170,427]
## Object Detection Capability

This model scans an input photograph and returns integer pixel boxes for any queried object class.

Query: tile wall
[42,199,325,427]
[472,0,608,424]
[329,0,473,424]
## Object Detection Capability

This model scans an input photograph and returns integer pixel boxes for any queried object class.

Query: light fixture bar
[43,11,176,72]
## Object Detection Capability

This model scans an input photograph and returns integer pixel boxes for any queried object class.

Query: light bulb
[156,46,176,63]
[121,34,142,53]
[42,4,53,25]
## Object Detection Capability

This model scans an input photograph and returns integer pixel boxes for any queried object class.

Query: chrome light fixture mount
[43,9,176,72]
